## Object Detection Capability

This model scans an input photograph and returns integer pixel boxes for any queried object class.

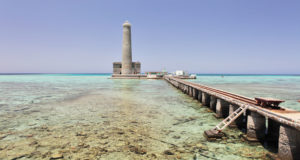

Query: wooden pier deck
[164,75,300,160]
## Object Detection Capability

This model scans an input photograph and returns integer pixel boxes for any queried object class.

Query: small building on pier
[145,71,167,79]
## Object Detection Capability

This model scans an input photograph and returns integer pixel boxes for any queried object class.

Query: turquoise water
[190,74,300,111]
[1,74,297,159]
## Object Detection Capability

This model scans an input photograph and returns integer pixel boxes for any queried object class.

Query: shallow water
[0,74,278,159]
[190,75,300,111]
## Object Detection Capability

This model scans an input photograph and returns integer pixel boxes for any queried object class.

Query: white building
[175,70,189,76]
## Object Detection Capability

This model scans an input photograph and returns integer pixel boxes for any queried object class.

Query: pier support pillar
[197,91,202,102]
[192,88,198,99]
[215,99,225,118]
[201,92,210,106]
[209,96,216,111]
[267,118,280,150]
[184,85,188,94]
[278,125,300,160]
[189,86,193,96]
[245,112,266,142]
[228,104,238,127]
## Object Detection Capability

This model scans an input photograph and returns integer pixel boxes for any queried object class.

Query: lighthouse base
[110,74,147,79]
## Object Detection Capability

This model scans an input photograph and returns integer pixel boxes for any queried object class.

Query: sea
[0,74,299,159]
[189,74,300,111]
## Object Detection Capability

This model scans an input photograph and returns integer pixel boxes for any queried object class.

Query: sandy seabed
[0,77,272,160]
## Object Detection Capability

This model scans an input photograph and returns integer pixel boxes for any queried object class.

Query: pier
[164,75,300,160]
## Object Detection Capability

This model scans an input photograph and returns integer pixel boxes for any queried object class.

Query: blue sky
[0,0,299,74]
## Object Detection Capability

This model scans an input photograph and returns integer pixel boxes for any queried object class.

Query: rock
[230,135,238,139]
[27,134,34,137]
[129,145,147,155]
[76,132,87,137]
[176,147,186,153]
[188,116,197,120]
[28,123,37,126]
[221,136,227,140]
[54,135,63,138]
[77,143,89,148]
[99,141,108,145]
[103,121,110,125]
[147,153,157,158]
[227,139,234,143]
[0,135,7,140]
[78,143,84,147]
[100,134,109,139]
[99,147,108,153]
[172,135,181,139]
[50,153,63,159]
[41,126,48,130]
[117,131,124,135]
[10,154,27,160]
[116,142,125,147]
[19,134,34,138]
[128,129,135,133]
[206,109,213,113]
[195,143,208,150]
[265,152,279,160]
[29,140,38,146]
[163,150,174,155]
[204,129,224,140]
[70,146,78,153]
[193,153,199,160]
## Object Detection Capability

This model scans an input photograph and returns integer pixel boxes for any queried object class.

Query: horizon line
[0,73,300,76]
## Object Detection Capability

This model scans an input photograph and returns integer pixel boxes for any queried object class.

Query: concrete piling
[192,88,198,99]
[215,99,226,118]
[246,112,266,142]
[189,86,193,96]
[185,86,189,94]
[278,125,300,160]
[186,86,189,94]
[267,118,280,149]
[210,96,217,111]
[228,104,238,127]
[202,92,210,106]
[197,90,202,102]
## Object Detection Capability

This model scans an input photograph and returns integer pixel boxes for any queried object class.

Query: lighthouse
[121,21,133,75]
[112,21,141,76]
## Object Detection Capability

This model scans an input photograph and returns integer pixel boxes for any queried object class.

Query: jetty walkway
[164,75,300,160]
